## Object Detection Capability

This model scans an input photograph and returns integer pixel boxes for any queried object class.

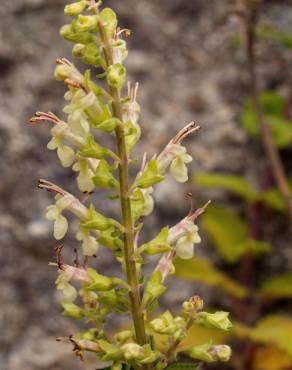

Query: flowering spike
[31,1,232,368]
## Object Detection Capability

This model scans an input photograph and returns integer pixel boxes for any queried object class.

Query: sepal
[64,1,87,16]
[140,227,171,255]
[134,159,164,189]
[195,311,232,331]
[92,160,119,189]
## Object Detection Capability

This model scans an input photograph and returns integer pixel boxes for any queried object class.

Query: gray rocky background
[0,0,291,369]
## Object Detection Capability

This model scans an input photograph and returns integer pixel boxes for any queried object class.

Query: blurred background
[1,0,292,369]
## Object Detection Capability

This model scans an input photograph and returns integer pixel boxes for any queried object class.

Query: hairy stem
[97,19,148,353]
[242,0,292,219]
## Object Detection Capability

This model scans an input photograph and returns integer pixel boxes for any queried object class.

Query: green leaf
[174,257,248,299]
[134,159,164,189]
[241,91,292,148]
[259,273,292,299]
[202,205,271,262]
[257,26,292,49]
[234,315,292,357]
[92,160,119,189]
[259,188,286,212]
[194,173,258,202]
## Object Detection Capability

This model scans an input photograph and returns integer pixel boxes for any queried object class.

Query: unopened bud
[209,345,232,362]
[183,295,204,316]
[115,330,133,344]
[121,343,145,361]
[74,15,98,32]
[196,311,232,331]
[187,343,231,363]
[107,63,126,89]
[72,43,85,57]
[64,1,87,16]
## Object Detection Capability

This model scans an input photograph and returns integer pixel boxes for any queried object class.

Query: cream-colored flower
[76,227,99,256]
[173,223,201,259]
[170,150,192,183]
[73,159,95,193]
[141,187,154,216]
[45,194,74,240]
[55,269,78,303]
[47,123,75,167]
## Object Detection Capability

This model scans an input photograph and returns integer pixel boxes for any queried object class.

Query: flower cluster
[30,1,232,369]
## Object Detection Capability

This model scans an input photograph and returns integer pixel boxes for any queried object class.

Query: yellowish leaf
[174,257,248,299]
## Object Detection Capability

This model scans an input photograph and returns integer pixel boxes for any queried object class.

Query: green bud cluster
[31,1,232,369]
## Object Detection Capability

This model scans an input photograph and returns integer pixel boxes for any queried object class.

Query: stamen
[171,121,200,144]
[55,244,64,270]
[29,111,60,125]
[56,57,73,66]
[116,28,132,38]
[37,179,67,196]
[188,200,211,221]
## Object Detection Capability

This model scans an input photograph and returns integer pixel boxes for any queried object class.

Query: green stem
[97,20,148,350]
[165,318,193,360]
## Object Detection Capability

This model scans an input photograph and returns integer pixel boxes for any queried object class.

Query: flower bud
[121,343,145,361]
[115,330,133,344]
[100,8,117,38]
[209,345,232,362]
[54,64,84,84]
[183,295,204,316]
[187,343,231,363]
[64,1,87,16]
[74,15,98,32]
[195,311,232,331]
[72,43,85,57]
[107,64,126,89]
[60,24,95,44]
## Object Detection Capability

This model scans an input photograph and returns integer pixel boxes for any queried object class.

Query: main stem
[98,22,148,349]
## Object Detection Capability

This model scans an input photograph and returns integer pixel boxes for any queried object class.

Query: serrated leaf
[194,173,258,202]
[202,205,271,262]
[260,273,292,299]
[174,257,247,299]
[234,315,292,357]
